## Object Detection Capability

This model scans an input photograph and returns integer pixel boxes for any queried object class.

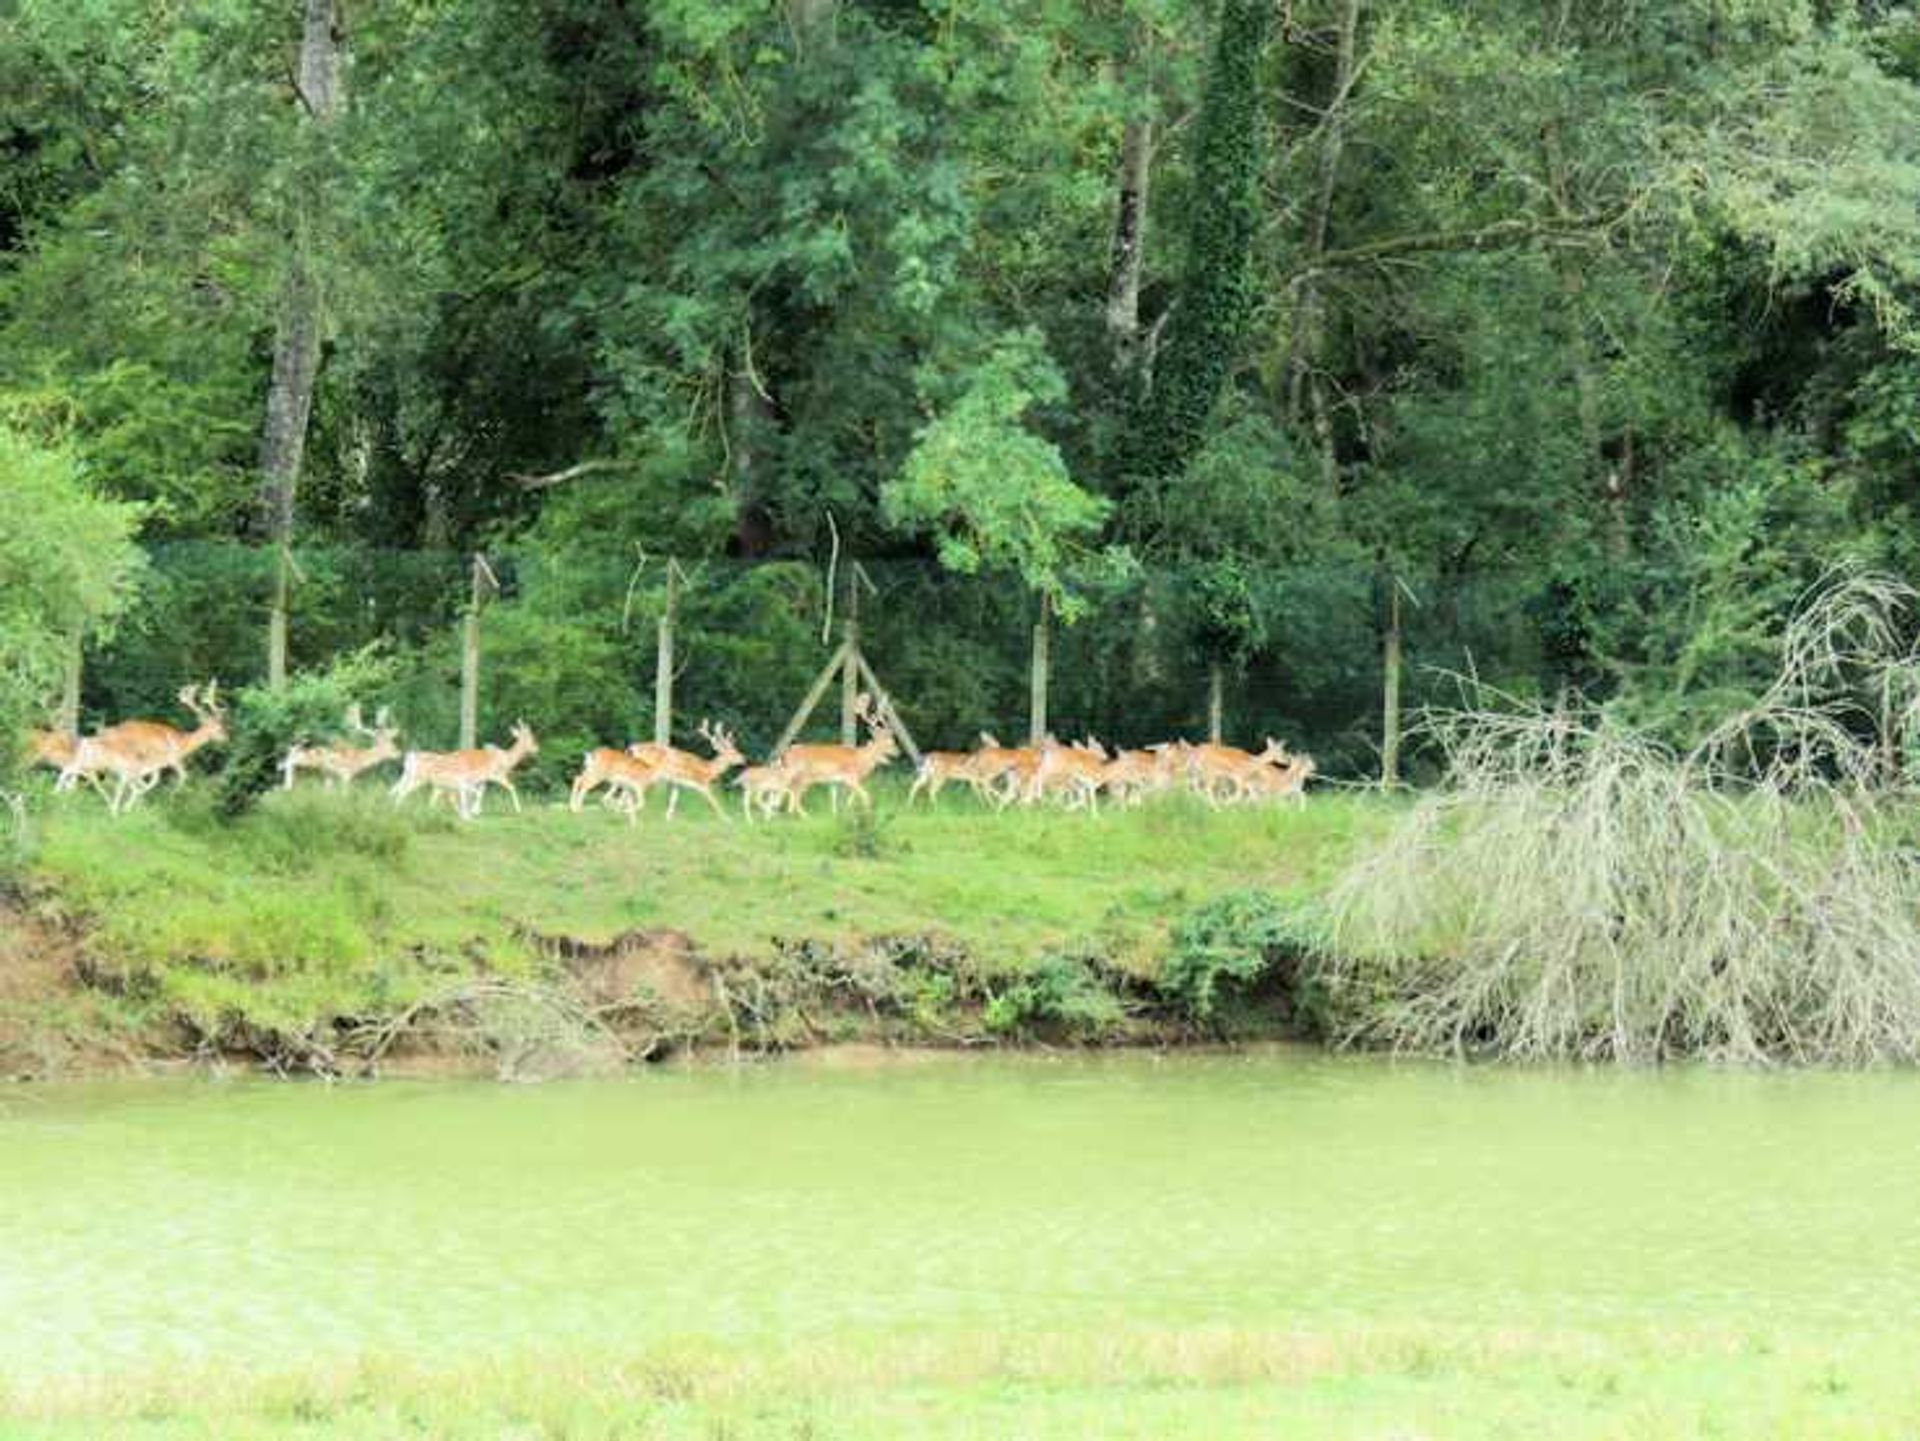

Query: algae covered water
[1,1050,1914,1382]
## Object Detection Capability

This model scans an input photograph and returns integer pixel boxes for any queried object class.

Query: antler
[696,717,718,747]
[344,702,370,737]
[179,680,223,722]
[373,705,394,735]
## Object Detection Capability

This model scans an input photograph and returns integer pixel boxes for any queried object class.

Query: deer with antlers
[281,705,400,791]
[391,722,538,820]
[623,719,744,820]
[778,695,898,814]
[59,683,227,815]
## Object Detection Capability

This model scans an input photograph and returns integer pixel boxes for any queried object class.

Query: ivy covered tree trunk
[258,0,344,688]
[1119,0,1272,488]
[1285,0,1362,499]
[1106,113,1153,375]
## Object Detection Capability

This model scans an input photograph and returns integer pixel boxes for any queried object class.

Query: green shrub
[213,646,400,815]
[984,954,1127,1041]
[1160,889,1303,1025]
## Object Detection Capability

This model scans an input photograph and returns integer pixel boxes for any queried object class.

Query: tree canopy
[9,0,1920,750]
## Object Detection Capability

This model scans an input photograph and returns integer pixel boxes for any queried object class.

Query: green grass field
[8,782,1385,1065]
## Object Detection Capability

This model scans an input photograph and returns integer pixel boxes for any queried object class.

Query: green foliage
[983,953,1128,1041]
[884,331,1118,619]
[1160,889,1301,1025]
[0,423,143,783]
[12,0,1920,785]
[212,646,401,816]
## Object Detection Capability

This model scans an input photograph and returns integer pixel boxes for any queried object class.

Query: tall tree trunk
[1106,114,1153,374]
[1118,0,1272,488]
[258,0,344,688]
[1284,0,1362,456]
[1541,119,1617,552]
[729,365,775,557]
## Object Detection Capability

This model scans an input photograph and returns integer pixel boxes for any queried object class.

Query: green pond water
[2,1049,1914,1383]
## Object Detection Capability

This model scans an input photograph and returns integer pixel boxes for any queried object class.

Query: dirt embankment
[0,899,1252,1081]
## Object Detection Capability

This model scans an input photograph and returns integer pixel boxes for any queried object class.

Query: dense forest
[9,0,1920,769]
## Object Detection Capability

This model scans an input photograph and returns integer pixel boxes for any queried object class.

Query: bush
[213,646,400,815]
[0,422,142,791]
[1159,889,1304,1026]
[1315,572,1920,1064]
[983,954,1127,1041]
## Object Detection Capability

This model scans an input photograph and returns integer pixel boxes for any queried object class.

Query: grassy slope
[16,783,1383,1045]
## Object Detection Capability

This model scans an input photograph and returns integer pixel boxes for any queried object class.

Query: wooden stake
[775,640,853,756]
[840,567,861,747]
[267,547,291,690]
[654,560,679,747]
[1029,590,1051,746]
[460,553,494,750]
[1381,579,1403,790]
[853,651,923,768]
[58,629,81,735]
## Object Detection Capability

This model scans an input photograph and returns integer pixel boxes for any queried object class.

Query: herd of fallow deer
[27,688,1314,822]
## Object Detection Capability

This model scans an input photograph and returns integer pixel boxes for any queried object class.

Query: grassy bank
[2,784,1381,1075]
[9,1324,1918,1439]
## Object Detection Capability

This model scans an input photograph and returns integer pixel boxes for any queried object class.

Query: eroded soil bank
[0,897,1308,1081]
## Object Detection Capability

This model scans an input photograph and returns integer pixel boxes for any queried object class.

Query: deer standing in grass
[778,695,898,814]
[1101,745,1180,806]
[734,761,799,822]
[965,735,1050,807]
[1188,737,1292,808]
[28,729,76,773]
[907,750,975,806]
[568,747,665,823]
[1246,752,1316,806]
[625,720,744,820]
[60,683,227,815]
[281,705,400,790]
[391,722,538,820]
[1032,736,1108,810]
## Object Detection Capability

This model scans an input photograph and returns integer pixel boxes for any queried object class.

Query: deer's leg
[499,778,523,814]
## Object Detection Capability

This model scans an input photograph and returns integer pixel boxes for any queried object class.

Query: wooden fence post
[58,630,82,734]
[840,567,861,746]
[654,559,679,747]
[460,553,497,750]
[1381,578,1403,790]
[1028,589,1051,746]
[266,546,294,690]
